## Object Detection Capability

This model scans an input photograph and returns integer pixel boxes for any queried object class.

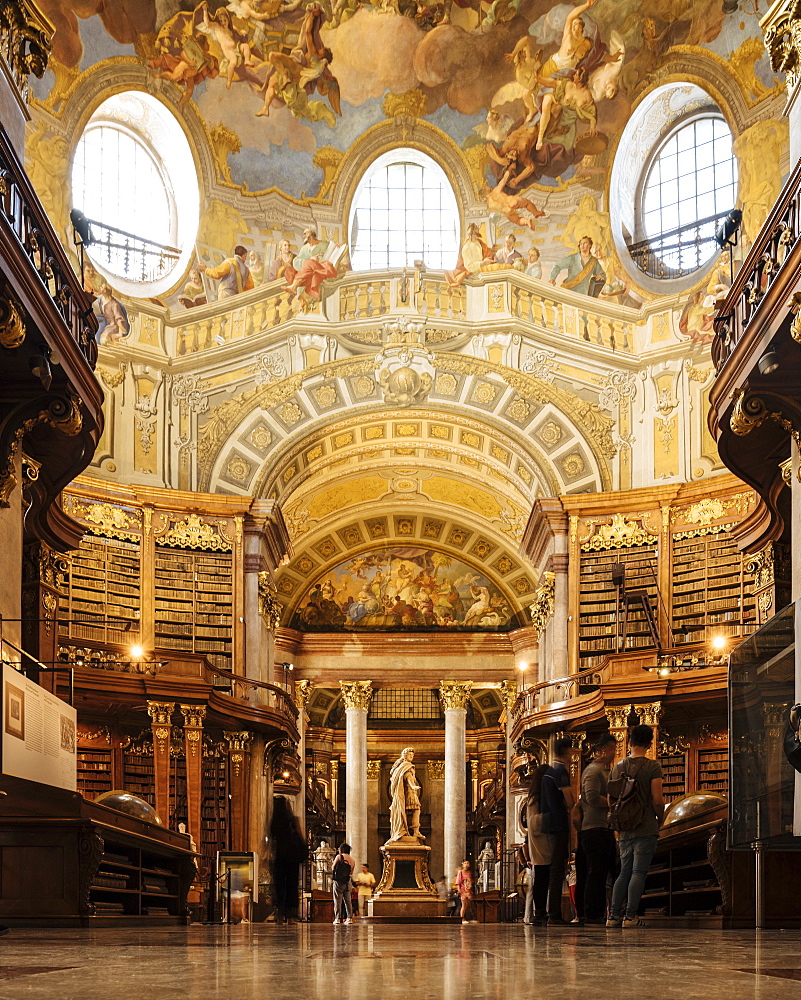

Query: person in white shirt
[353,863,376,917]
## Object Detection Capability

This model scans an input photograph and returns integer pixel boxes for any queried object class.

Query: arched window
[637,114,737,276]
[349,150,459,271]
[71,92,198,292]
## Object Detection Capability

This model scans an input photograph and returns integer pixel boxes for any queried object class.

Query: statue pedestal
[368,837,445,919]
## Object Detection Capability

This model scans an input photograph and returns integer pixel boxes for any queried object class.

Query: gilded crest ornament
[257,571,282,630]
[581,514,657,551]
[160,513,232,552]
[528,571,555,638]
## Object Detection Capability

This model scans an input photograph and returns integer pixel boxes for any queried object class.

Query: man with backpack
[331,842,356,924]
[606,724,664,928]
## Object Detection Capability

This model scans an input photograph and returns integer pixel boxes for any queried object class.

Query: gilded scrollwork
[763,0,801,90]
[159,513,232,552]
[581,513,657,551]
[528,570,555,639]
[339,680,373,711]
[0,294,26,349]
[439,679,472,711]
[257,571,282,630]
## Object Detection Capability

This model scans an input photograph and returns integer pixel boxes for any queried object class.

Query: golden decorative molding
[0,0,53,104]
[296,678,312,711]
[366,760,382,780]
[159,513,232,552]
[206,123,242,186]
[605,705,630,730]
[632,702,662,727]
[763,0,801,90]
[179,704,206,730]
[382,88,428,121]
[72,500,141,541]
[500,679,518,713]
[96,365,127,390]
[528,570,555,639]
[257,571,282,630]
[312,146,345,202]
[730,389,801,452]
[669,493,752,529]
[339,680,373,711]
[426,760,445,779]
[581,514,657,551]
[439,679,472,711]
[224,731,253,777]
[0,295,25,349]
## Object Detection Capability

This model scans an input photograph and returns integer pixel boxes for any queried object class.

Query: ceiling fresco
[30,0,782,309]
[290,544,524,631]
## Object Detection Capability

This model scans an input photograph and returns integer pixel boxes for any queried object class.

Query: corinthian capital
[439,680,472,711]
[340,680,373,711]
[147,701,175,726]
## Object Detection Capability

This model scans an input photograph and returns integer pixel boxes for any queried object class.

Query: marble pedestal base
[368,838,445,919]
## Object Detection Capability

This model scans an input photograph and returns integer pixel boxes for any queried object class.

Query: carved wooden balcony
[0,122,103,550]
[709,157,801,552]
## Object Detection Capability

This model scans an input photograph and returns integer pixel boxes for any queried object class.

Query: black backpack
[332,857,351,884]
[607,757,650,832]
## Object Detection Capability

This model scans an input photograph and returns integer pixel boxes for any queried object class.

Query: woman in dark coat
[270,796,308,924]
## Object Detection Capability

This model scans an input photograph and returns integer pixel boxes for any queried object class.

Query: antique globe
[95,790,163,825]
[662,791,727,827]
[388,367,420,396]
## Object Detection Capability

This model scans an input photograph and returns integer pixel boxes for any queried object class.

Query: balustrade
[0,124,97,362]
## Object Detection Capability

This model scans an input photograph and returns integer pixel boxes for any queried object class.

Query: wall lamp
[757,344,780,376]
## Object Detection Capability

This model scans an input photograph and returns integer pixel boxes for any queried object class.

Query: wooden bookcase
[123,750,156,808]
[658,752,687,804]
[91,837,191,920]
[154,547,233,671]
[671,530,755,644]
[697,749,728,795]
[201,753,229,859]
[59,534,141,643]
[77,749,114,801]
[579,543,659,668]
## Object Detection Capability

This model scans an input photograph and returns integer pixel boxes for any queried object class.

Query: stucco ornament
[375,317,435,407]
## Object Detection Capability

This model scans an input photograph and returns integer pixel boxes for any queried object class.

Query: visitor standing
[524,763,552,925]
[606,724,664,928]
[331,842,356,924]
[456,860,477,924]
[353,863,376,917]
[269,796,307,925]
[575,733,617,924]
[541,737,574,924]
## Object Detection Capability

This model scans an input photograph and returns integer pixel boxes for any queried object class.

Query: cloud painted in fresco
[229,145,323,200]
[196,81,316,154]
[307,97,387,151]
[323,10,422,106]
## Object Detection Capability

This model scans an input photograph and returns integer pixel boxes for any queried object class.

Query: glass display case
[728,602,798,850]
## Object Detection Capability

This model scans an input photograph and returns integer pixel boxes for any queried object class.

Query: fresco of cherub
[149,5,220,108]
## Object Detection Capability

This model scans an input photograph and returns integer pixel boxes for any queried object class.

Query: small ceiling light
[758,345,780,375]
[130,644,144,659]
[711,635,727,651]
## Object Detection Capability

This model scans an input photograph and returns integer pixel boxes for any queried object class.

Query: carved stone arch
[198,355,614,496]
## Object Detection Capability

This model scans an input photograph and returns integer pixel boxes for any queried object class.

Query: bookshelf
[77,749,114,800]
[671,531,755,644]
[170,754,188,831]
[201,754,228,859]
[154,547,233,671]
[59,535,141,643]
[578,544,659,668]
[659,752,687,804]
[640,821,724,923]
[123,750,156,809]
[697,749,728,796]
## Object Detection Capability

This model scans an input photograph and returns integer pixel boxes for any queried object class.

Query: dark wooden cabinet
[0,775,195,926]
[642,804,801,928]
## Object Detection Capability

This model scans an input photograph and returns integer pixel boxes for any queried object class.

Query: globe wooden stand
[368,837,445,919]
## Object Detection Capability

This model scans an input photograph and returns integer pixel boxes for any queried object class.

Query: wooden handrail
[214,668,298,718]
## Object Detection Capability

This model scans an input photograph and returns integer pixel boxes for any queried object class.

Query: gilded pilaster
[605,705,631,761]
[180,704,206,846]
[147,701,175,824]
[224,730,254,850]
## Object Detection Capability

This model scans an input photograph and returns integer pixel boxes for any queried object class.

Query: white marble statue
[313,838,336,889]
[389,747,423,841]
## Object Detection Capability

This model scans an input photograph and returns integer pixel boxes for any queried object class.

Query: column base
[368,839,445,919]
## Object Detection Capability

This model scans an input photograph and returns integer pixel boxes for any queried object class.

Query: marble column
[340,681,373,868]
[440,680,472,881]
[147,701,175,824]
[180,704,206,847]
[295,680,312,837]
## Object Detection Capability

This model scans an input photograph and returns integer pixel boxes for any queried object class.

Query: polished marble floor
[0,923,798,1000]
